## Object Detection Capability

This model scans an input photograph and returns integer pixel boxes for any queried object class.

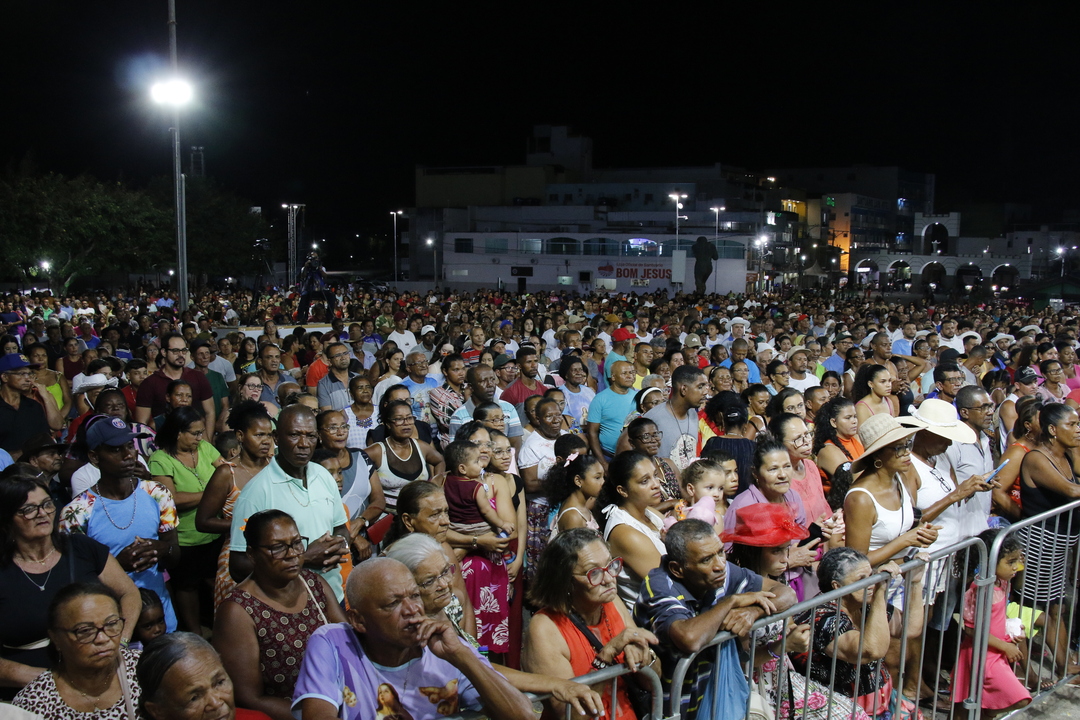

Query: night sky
[5,3,1079,253]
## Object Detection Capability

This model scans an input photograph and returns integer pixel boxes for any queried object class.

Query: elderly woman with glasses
[0,475,140,699]
[525,528,659,720]
[213,510,346,720]
[13,583,140,719]
[384,532,605,716]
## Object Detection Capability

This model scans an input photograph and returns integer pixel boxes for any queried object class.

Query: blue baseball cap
[0,354,37,373]
[86,416,151,451]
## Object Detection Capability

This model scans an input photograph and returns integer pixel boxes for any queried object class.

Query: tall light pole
[710,206,725,240]
[391,210,403,282]
[282,204,305,287]
[669,193,688,247]
[426,237,439,287]
[151,0,192,312]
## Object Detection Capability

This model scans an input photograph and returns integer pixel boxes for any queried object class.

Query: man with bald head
[294,558,532,720]
[586,359,638,469]
[447,363,523,449]
[229,405,351,602]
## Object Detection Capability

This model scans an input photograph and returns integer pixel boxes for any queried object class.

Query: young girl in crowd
[669,458,733,533]
[953,528,1031,719]
[525,434,590,584]
[443,440,515,561]
[130,588,168,651]
[545,452,604,537]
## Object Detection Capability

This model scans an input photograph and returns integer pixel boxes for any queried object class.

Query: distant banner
[596,261,673,281]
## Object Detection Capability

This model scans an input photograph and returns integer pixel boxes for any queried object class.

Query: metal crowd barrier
[668,537,989,720]
[447,502,1080,720]
[976,498,1080,718]
[445,663,664,720]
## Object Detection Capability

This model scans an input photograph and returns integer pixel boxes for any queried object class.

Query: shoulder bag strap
[116,654,136,720]
[302,572,330,626]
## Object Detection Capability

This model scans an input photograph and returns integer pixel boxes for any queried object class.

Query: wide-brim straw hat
[851,413,925,473]
[898,398,977,444]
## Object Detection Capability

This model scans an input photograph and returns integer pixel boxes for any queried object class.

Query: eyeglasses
[322,424,348,433]
[16,499,56,519]
[773,370,790,376]
[67,616,125,644]
[165,348,189,355]
[407,359,429,367]
[789,431,813,446]
[389,416,416,426]
[328,351,350,361]
[417,564,454,590]
[888,439,915,457]
[963,403,995,413]
[630,431,663,442]
[255,536,308,559]
[942,376,964,385]
[574,558,623,586]
[243,382,264,390]
[5,370,33,378]
[491,447,512,457]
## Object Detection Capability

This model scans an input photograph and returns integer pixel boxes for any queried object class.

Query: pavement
[1006,683,1080,720]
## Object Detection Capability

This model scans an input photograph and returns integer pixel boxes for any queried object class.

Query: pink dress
[953,579,1031,710]
[791,459,831,527]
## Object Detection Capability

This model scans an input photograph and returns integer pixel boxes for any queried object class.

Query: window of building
[563,194,573,202]
[454,238,474,254]
[557,276,573,285]
[644,193,654,204]
[486,238,508,254]
[520,238,542,254]
[594,278,616,291]
[548,237,579,255]
[451,269,469,276]
[579,271,591,283]
[549,194,559,203]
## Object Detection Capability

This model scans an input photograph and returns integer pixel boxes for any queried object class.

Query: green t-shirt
[148,440,222,547]
[206,369,229,416]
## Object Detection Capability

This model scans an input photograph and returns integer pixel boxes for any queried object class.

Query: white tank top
[846,476,914,559]
[602,505,665,612]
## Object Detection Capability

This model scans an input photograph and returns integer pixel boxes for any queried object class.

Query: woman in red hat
[723,503,871,720]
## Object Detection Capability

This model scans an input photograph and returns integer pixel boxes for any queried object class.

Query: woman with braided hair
[814,397,864,480]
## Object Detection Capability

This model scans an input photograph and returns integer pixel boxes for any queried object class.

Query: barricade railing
[444,663,664,720]
[977,498,1080,717]
[668,536,989,720]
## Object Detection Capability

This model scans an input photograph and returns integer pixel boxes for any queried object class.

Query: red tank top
[536,603,637,719]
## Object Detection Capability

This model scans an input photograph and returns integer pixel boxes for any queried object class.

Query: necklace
[57,670,116,710]
[95,479,138,530]
[17,546,57,565]
[286,478,311,508]
[19,564,53,592]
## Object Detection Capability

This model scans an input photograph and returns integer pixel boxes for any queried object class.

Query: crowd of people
[0,283,1079,719]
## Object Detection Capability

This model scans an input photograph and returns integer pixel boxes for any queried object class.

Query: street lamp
[669,193,687,246]
[40,261,50,271]
[151,0,192,312]
[710,206,725,240]
[427,237,439,287]
[391,210,404,282]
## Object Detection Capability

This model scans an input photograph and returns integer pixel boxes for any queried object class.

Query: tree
[147,175,273,281]
[0,172,172,293]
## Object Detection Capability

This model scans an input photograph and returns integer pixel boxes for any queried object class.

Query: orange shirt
[536,603,637,719]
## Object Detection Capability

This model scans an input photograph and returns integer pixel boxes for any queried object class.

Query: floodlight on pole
[150,0,192,311]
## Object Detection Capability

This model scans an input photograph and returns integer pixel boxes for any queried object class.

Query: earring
[874,459,883,469]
